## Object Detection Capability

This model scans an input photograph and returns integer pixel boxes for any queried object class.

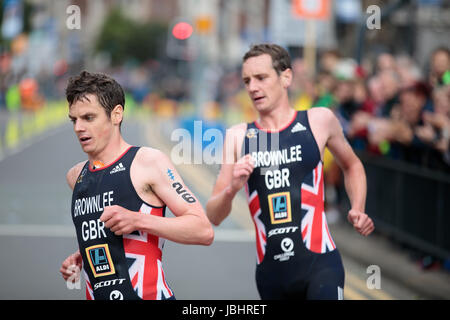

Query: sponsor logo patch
[76,168,87,184]
[85,244,116,278]
[291,122,307,133]
[110,163,126,174]
[274,237,295,262]
[246,128,258,139]
[268,192,292,224]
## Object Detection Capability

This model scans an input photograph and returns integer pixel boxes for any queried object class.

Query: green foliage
[95,9,168,66]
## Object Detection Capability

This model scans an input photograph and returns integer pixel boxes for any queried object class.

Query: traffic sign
[292,0,331,20]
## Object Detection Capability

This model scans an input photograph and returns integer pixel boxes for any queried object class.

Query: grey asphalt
[0,112,448,300]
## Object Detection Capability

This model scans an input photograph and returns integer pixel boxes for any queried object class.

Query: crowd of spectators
[288,47,450,172]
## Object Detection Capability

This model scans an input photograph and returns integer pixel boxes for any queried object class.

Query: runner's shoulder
[66,161,88,190]
[226,122,248,140]
[307,107,337,127]
[228,122,248,132]
[307,106,335,119]
[135,146,172,169]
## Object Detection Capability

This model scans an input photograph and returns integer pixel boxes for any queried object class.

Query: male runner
[60,71,213,300]
[206,44,374,300]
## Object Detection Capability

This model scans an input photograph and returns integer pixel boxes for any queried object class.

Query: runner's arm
[325,110,374,236]
[206,124,251,226]
[101,148,214,245]
[60,162,85,280]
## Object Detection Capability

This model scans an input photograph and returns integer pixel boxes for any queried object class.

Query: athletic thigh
[306,251,345,300]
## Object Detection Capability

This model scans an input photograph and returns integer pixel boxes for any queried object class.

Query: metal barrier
[339,152,450,260]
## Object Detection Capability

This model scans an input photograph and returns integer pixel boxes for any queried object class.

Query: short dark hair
[243,44,292,75]
[431,46,450,59]
[66,71,125,120]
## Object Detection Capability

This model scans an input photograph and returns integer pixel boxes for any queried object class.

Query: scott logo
[94,278,126,291]
[268,226,299,238]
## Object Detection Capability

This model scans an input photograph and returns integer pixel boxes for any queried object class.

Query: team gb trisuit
[71,146,174,300]
[243,111,345,300]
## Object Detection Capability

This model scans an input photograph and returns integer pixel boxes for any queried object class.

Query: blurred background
[0,0,449,300]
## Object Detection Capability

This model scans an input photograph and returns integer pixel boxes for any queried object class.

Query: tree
[95,9,168,66]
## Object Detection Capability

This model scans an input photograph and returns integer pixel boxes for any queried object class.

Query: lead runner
[206,44,374,299]
[59,71,213,300]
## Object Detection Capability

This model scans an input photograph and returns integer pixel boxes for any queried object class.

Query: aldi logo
[85,244,116,278]
[268,192,292,224]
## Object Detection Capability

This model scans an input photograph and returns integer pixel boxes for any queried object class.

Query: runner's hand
[347,209,374,236]
[60,250,82,282]
[100,205,139,236]
[230,154,255,193]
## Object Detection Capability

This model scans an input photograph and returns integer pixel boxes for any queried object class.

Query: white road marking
[0,224,76,238]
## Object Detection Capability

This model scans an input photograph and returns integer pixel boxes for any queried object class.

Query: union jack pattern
[300,161,336,254]
[123,203,173,299]
[246,185,266,264]
[84,269,94,300]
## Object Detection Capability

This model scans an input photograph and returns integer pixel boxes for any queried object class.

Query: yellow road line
[344,285,367,300]
[346,272,394,300]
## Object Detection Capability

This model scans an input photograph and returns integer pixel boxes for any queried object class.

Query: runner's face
[242,54,287,114]
[68,94,114,155]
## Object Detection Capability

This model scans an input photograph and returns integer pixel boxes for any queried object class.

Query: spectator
[312,71,337,109]
[416,85,450,169]
[291,58,317,110]
[378,70,401,117]
[346,80,379,152]
[396,54,422,88]
[428,47,450,88]
[385,82,432,164]
[354,79,376,115]
[333,79,359,135]
[376,53,396,73]
[351,82,432,163]
[367,75,385,114]
[319,49,341,74]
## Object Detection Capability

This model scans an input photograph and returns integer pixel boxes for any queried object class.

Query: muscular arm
[206,123,251,226]
[60,161,86,281]
[101,148,214,245]
[317,108,374,236]
[326,115,367,213]
[206,162,237,226]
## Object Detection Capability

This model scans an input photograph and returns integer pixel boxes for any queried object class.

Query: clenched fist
[100,205,140,236]
[347,209,374,236]
[60,250,82,282]
[230,154,255,193]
